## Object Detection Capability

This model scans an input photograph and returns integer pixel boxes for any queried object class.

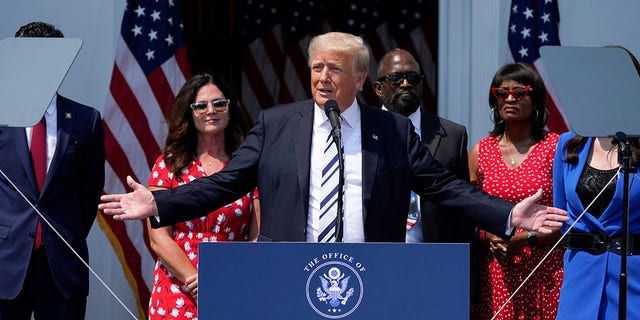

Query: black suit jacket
[152,100,513,242]
[0,95,105,299]
[418,110,475,243]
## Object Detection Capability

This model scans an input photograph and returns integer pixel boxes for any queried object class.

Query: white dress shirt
[307,99,364,242]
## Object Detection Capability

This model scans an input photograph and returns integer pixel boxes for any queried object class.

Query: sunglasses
[189,99,230,114]
[378,72,424,85]
[490,86,532,101]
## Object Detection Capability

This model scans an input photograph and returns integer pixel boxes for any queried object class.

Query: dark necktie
[30,116,46,250]
[407,130,421,232]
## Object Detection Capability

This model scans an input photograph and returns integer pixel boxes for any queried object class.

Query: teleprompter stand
[541,45,640,320]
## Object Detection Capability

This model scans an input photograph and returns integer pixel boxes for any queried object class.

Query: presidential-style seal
[306,261,363,319]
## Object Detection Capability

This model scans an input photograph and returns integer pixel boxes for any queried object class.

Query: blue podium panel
[198,242,469,320]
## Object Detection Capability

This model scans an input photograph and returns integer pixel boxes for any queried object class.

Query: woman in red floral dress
[469,63,564,320]
[146,73,258,320]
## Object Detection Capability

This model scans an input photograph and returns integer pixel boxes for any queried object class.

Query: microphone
[324,100,341,140]
[323,99,344,242]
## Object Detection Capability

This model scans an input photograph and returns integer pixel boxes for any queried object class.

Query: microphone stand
[613,131,635,320]
[331,126,345,242]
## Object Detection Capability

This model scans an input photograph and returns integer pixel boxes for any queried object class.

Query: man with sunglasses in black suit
[373,48,480,303]
[374,48,473,244]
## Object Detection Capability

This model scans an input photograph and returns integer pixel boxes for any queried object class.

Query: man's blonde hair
[307,32,370,74]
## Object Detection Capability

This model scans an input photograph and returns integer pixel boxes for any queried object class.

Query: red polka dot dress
[147,155,257,320]
[473,132,564,320]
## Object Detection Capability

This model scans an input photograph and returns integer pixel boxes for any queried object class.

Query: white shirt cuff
[505,208,515,235]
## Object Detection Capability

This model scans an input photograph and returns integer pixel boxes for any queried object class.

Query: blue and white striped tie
[318,133,340,242]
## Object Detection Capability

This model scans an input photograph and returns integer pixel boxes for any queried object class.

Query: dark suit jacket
[0,95,105,299]
[418,110,474,243]
[152,100,514,242]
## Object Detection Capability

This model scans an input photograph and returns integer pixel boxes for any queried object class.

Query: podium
[199,242,469,319]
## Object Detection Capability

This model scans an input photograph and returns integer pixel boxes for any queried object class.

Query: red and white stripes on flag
[99,1,190,318]
[508,0,569,133]
[239,0,439,118]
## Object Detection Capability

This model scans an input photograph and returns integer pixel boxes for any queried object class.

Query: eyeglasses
[490,86,532,101]
[378,72,424,85]
[189,99,230,114]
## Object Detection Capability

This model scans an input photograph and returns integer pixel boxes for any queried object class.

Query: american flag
[98,0,190,318]
[239,0,438,118]
[508,0,569,133]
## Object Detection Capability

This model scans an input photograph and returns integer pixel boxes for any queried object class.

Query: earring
[489,108,504,124]
[534,107,540,121]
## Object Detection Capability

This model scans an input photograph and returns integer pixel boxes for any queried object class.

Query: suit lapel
[6,127,40,193]
[360,105,380,218]
[42,95,71,193]
[420,111,444,158]
[294,101,314,214]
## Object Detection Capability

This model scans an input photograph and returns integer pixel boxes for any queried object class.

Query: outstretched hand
[98,176,157,220]
[511,189,568,233]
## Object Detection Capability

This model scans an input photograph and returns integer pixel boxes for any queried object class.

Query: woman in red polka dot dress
[468,63,564,320]
[146,73,258,320]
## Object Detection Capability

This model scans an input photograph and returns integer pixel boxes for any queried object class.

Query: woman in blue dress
[553,132,640,319]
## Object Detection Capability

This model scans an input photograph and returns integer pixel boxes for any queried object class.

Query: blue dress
[553,132,640,319]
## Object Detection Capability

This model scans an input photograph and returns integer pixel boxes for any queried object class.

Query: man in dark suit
[374,49,482,306]
[100,32,566,243]
[373,48,472,243]
[0,22,105,319]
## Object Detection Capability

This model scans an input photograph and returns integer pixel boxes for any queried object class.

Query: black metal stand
[613,132,636,320]
[332,128,345,242]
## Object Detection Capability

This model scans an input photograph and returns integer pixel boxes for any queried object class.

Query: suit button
[28,232,35,238]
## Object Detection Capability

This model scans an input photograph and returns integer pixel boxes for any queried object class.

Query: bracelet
[478,229,486,242]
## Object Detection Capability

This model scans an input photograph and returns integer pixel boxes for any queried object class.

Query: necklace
[502,136,534,166]
[508,152,519,166]
[198,153,228,170]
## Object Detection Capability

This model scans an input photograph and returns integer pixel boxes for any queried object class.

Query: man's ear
[372,81,383,97]
[354,72,368,92]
